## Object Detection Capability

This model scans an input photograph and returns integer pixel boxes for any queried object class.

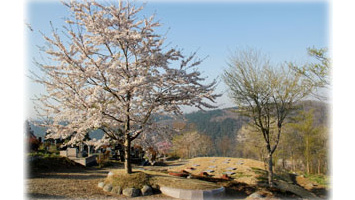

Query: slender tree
[287,109,328,174]
[31,0,219,174]
[223,49,311,186]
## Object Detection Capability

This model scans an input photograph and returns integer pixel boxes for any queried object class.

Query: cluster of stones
[97,171,153,197]
[98,181,153,197]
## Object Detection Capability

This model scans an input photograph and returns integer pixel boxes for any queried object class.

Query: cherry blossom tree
[31,0,219,174]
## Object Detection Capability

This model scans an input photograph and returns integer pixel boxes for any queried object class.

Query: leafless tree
[223,48,312,186]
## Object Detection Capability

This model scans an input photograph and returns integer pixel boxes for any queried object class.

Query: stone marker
[123,188,141,197]
[192,164,200,167]
[111,186,122,195]
[226,167,236,170]
[223,171,235,175]
[204,170,215,173]
[141,185,153,196]
[208,166,216,168]
[98,182,105,188]
[103,184,113,192]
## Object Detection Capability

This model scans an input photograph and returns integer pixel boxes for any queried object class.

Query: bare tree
[289,47,330,100]
[31,0,219,174]
[223,48,311,186]
[171,131,213,158]
[217,135,233,157]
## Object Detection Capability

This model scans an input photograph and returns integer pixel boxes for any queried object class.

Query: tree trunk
[267,153,274,187]
[124,135,132,174]
[291,152,296,172]
[306,138,310,174]
[124,90,132,174]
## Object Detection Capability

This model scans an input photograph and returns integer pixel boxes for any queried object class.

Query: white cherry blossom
[32,0,220,173]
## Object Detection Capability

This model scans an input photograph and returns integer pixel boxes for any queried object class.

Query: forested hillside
[185,108,247,141]
[176,100,329,158]
[29,100,329,160]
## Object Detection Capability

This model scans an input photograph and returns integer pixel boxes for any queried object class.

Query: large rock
[246,192,264,199]
[111,186,122,195]
[141,185,153,196]
[103,184,113,192]
[97,182,105,188]
[122,188,141,197]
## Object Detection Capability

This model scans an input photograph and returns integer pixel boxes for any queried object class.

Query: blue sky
[25,0,329,119]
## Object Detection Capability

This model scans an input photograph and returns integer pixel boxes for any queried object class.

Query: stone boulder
[103,184,113,192]
[97,182,105,188]
[111,186,122,195]
[122,188,141,197]
[246,192,264,199]
[141,185,153,196]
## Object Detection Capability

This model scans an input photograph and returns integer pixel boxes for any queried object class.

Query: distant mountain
[184,108,248,140]
[29,123,104,140]
[29,100,329,154]
[296,100,329,125]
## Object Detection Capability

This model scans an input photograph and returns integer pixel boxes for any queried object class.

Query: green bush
[28,151,58,158]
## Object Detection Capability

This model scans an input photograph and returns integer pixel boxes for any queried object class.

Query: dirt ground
[26,157,329,200]
[26,162,178,200]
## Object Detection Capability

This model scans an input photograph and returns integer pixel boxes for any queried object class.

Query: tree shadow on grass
[30,173,107,180]
[222,181,256,199]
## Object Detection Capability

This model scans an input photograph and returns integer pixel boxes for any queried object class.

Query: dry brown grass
[106,171,150,189]
[167,157,266,185]
[26,171,111,199]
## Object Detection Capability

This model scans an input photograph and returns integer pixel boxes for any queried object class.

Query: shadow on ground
[27,193,66,199]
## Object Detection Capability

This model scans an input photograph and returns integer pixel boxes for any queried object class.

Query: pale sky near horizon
[25,0,329,119]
